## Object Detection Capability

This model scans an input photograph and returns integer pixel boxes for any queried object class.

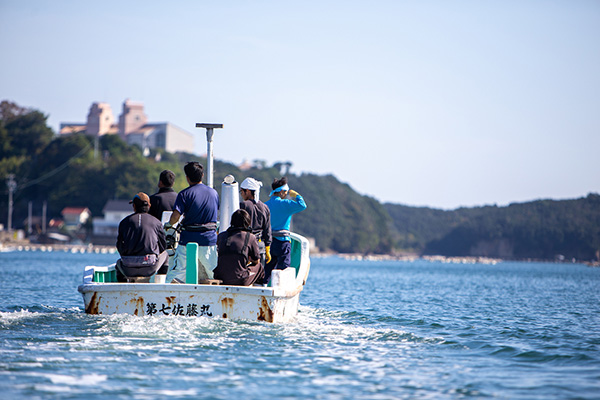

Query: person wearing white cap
[239,177,272,280]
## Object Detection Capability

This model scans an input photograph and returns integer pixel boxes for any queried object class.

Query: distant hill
[1,100,598,261]
[385,194,600,261]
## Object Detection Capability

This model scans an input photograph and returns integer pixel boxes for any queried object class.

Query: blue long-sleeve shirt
[265,194,307,242]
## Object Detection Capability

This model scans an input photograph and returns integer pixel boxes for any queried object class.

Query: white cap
[240,177,263,191]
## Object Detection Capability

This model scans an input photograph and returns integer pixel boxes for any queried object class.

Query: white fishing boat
[77,124,311,323]
[77,232,310,322]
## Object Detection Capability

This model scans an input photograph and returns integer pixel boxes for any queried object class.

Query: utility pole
[6,174,16,234]
[94,135,99,159]
[28,201,32,235]
[195,123,223,188]
[42,201,47,234]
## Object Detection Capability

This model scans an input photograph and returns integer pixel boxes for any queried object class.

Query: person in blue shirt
[264,177,307,283]
[164,162,219,283]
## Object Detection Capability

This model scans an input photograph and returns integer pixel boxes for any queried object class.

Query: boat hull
[78,232,310,323]
[78,282,302,323]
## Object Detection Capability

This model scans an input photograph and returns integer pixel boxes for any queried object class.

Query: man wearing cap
[239,177,272,277]
[149,169,177,222]
[164,162,219,283]
[116,192,169,282]
[264,177,307,283]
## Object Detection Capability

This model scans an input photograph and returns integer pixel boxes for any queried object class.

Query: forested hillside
[1,100,599,261]
[385,195,600,261]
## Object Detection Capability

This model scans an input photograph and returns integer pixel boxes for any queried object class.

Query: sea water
[0,250,599,400]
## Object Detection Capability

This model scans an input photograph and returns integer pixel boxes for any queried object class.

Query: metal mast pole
[195,123,223,188]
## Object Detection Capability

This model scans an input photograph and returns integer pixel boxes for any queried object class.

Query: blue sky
[1,1,599,209]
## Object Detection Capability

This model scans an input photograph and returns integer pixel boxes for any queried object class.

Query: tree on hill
[0,101,55,189]
[0,101,54,160]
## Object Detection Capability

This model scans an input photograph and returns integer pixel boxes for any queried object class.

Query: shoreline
[0,241,117,254]
[1,241,597,267]
[311,251,599,266]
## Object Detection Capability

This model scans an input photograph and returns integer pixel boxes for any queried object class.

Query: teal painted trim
[186,242,199,284]
[290,237,301,277]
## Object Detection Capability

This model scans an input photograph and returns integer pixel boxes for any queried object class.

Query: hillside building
[60,99,194,154]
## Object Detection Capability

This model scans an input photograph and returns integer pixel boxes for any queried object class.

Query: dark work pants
[236,263,265,286]
[264,239,291,283]
[258,240,266,270]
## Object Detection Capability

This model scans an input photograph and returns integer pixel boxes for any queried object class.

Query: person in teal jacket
[264,177,307,283]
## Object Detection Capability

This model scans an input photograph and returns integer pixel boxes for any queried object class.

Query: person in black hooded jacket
[149,169,177,221]
[214,209,264,286]
[116,192,168,282]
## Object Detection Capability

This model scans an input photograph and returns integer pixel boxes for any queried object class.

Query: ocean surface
[0,250,599,400]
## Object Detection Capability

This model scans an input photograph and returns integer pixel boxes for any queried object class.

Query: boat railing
[86,232,310,287]
[289,232,310,286]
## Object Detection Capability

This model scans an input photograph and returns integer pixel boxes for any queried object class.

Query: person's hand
[288,189,299,199]
[166,232,176,249]
[265,246,272,264]
[164,222,173,230]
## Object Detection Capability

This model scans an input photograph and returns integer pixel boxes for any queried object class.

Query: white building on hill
[60,99,194,154]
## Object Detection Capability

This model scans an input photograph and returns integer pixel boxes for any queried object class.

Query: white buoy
[220,174,239,232]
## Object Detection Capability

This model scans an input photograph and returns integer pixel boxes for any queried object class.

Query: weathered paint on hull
[78,283,302,323]
[78,233,310,323]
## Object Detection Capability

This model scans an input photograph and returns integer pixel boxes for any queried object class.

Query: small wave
[297,305,349,320]
[32,384,74,394]
[1,304,82,315]
[484,345,598,366]
[515,350,596,364]
[491,345,519,357]
[0,309,42,325]
[46,373,107,385]
[284,306,445,347]
[138,388,199,397]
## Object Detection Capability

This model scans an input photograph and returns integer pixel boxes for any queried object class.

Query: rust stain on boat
[86,292,100,314]
[221,297,234,318]
[165,296,177,307]
[258,296,273,322]
[122,296,146,316]
[133,297,145,315]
